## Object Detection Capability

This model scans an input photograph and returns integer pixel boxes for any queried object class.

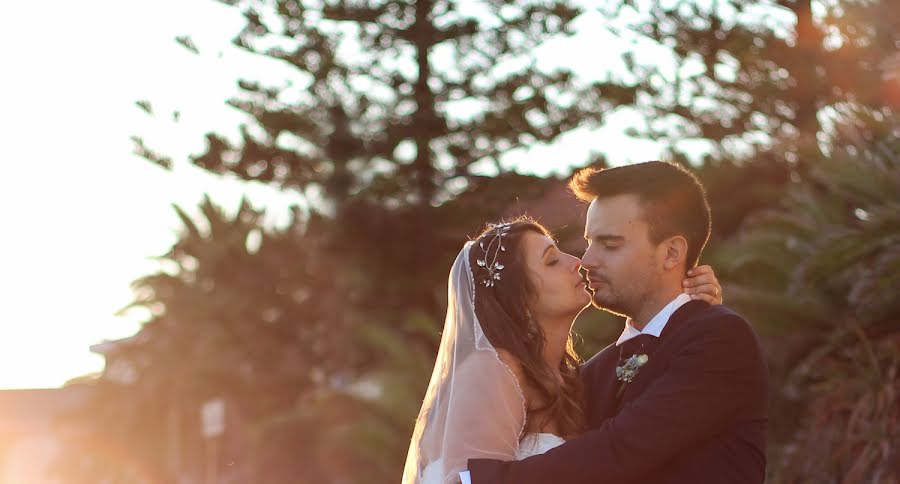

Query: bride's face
[520,231,591,324]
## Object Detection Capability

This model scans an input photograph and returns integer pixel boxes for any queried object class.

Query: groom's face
[581,194,659,317]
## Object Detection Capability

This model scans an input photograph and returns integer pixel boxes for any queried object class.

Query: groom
[465,161,768,483]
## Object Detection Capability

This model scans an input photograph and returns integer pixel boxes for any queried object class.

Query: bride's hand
[682,265,723,305]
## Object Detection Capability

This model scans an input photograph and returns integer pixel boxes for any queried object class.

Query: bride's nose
[565,253,581,271]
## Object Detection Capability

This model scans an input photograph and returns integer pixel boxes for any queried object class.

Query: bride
[401,217,722,484]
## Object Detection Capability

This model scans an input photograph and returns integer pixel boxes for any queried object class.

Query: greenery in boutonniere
[616,354,649,397]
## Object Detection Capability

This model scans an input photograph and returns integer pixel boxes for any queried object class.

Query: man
[465,161,768,483]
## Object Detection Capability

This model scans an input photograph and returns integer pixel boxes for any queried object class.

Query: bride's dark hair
[469,216,585,438]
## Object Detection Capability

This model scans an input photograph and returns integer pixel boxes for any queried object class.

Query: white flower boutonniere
[616,353,649,397]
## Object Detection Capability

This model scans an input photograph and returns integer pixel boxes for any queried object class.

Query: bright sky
[0,0,719,389]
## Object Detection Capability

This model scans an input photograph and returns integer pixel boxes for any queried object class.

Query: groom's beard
[591,293,627,318]
[588,282,631,318]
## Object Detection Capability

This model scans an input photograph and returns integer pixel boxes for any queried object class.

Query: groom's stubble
[588,264,659,323]
[581,195,671,327]
[571,161,712,327]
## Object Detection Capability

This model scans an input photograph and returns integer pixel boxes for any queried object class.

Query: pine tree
[163,0,635,208]
[601,0,899,162]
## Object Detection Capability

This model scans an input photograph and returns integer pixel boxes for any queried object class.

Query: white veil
[402,242,527,484]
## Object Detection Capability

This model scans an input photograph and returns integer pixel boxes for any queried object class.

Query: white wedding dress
[515,433,566,460]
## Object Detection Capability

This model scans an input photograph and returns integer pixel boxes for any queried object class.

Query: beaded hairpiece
[476,222,513,287]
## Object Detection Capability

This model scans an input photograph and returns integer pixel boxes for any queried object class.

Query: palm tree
[713,108,900,483]
[246,320,438,483]
[53,196,367,483]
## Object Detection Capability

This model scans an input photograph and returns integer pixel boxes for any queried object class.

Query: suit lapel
[615,337,661,411]
[584,345,621,426]
[614,301,711,410]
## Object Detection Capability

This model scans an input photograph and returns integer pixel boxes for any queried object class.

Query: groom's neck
[630,283,683,330]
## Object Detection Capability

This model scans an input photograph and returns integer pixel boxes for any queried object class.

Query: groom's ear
[662,235,688,271]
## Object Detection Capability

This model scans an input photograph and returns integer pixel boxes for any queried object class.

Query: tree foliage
[57,1,900,482]
[178,0,633,207]
[602,0,899,161]
[715,108,900,482]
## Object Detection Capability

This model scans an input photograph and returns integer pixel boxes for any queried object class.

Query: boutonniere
[616,354,649,397]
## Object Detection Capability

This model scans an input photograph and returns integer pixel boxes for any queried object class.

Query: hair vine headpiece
[476,222,513,287]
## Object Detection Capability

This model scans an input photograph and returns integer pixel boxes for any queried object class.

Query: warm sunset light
[1,1,896,483]
[0,0,304,390]
[0,0,663,391]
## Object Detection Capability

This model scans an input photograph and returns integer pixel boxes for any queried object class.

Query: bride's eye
[548,259,559,266]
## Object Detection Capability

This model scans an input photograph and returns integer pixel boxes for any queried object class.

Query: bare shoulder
[495,349,528,393]
[456,349,530,409]
[458,350,524,385]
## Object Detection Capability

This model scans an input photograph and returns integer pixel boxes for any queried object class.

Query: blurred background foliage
[56,0,898,483]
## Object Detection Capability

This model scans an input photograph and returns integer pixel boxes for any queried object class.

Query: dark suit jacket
[468,301,769,484]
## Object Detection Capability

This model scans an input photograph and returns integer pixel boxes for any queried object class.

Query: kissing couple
[403,161,768,484]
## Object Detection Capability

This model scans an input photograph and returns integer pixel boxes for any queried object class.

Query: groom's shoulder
[678,303,762,349]
[690,303,747,324]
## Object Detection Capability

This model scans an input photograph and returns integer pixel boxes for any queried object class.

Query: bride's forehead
[522,232,555,253]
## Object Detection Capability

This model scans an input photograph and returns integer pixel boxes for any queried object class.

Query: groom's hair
[569,160,712,268]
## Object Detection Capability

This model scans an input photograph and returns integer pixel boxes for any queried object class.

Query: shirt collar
[615,293,692,346]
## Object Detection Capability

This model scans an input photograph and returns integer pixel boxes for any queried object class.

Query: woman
[402,217,722,484]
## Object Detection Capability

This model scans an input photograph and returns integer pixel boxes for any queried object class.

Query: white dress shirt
[615,293,692,346]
